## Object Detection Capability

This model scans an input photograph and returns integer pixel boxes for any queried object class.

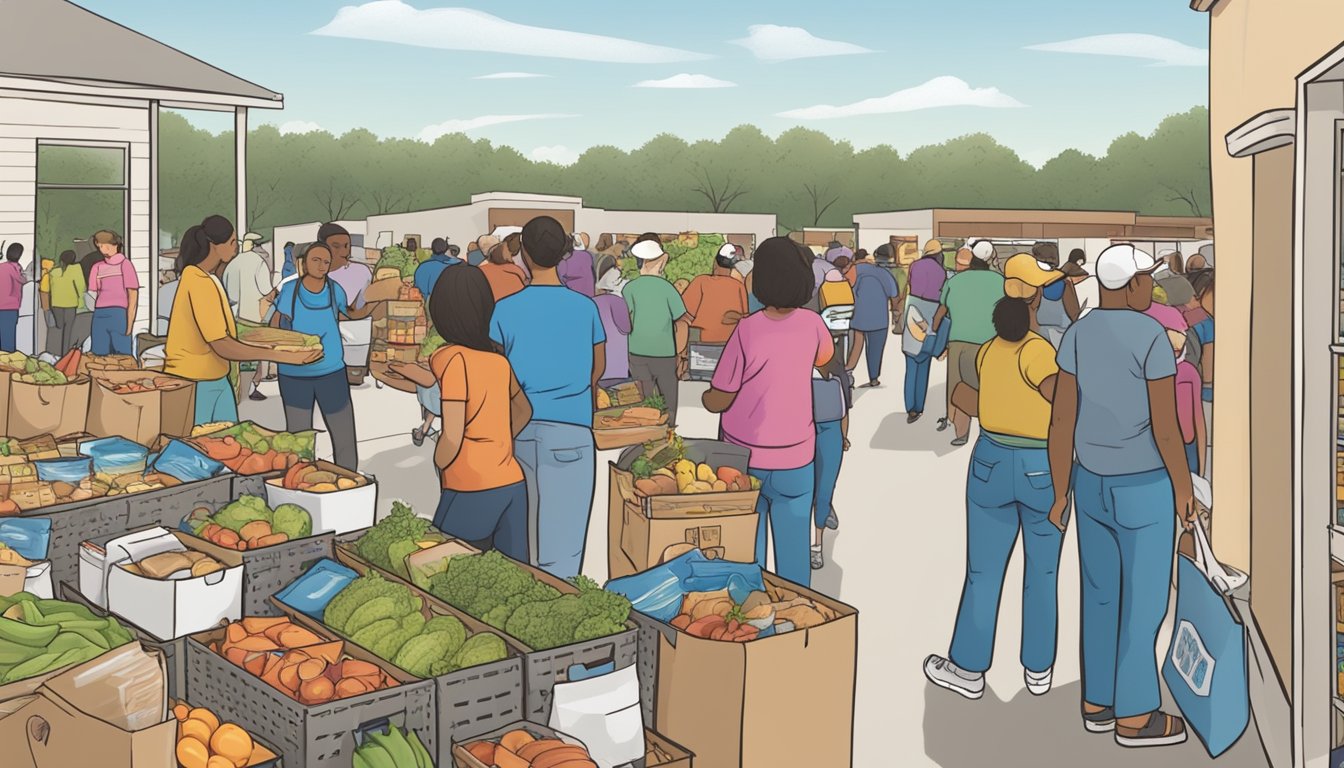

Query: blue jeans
[903,354,932,414]
[1184,441,1198,475]
[861,329,887,382]
[1073,464,1176,718]
[752,464,816,587]
[90,307,131,355]
[813,421,844,528]
[433,481,528,563]
[279,370,358,471]
[194,376,238,425]
[949,436,1063,674]
[0,309,16,351]
[514,420,595,579]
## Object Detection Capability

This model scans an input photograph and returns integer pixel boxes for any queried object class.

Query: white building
[0,0,282,353]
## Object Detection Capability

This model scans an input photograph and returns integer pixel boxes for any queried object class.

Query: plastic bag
[80,436,149,476]
[605,549,765,623]
[149,439,223,483]
[549,665,644,768]
[0,518,53,560]
[274,558,359,619]
[34,456,93,483]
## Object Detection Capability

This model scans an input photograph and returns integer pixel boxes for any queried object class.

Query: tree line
[155,106,1211,245]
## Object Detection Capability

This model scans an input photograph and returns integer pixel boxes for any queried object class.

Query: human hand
[1048,496,1070,532]
[676,355,689,379]
[1175,487,1197,531]
[277,348,322,366]
[842,438,851,452]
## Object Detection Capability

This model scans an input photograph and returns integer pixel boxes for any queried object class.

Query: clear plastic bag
[274,558,359,620]
[34,456,93,483]
[79,436,149,477]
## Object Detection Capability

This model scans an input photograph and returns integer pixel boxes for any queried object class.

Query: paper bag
[6,379,90,440]
[86,372,196,445]
[549,665,644,768]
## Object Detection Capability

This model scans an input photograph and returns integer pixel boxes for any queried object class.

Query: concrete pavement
[239,359,1271,768]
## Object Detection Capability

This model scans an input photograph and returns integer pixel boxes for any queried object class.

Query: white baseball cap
[1095,244,1160,290]
[631,240,665,261]
[970,239,995,262]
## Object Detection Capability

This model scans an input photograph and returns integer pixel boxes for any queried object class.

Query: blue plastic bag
[1162,525,1249,757]
[274,559,359,620]
[34,457,93,483]
[605,549,765,624]
[149,439,223,483]
[80,436,149,476]
[0,518,53,560]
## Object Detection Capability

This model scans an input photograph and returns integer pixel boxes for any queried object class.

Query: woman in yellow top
[44,250,87,354]
[164,215,319,425]
[923,254,1065,702]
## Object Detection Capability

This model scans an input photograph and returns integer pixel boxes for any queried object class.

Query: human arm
[125,289,138,334]
[1062,280,1081,322]
[932,304,949,333]
[1202,341,1214,390]
[1149,376,1196,529]
[388,361,436,387]
[1194,387,1207,476]
[509,369,532,438]
[611,301,632,336]
[674,316,690,378]
[343,302,378,320]
[1047,371,1078,532]
[703,327,744,413]
[841,414,850,451]
[434,401,466,471]
[951,382,979,417]
[207,336,320,365]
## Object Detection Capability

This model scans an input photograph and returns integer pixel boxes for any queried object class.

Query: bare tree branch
[689,166,749,213]
[804,183,841,227]
[1163,184,1204,217]
[313,180,361,221]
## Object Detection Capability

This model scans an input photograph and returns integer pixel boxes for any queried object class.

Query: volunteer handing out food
[269,241,382,470]
[164,215,320,425]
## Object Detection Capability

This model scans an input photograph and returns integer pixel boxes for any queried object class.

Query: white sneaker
[923,655,984,700]
[1024,667,1053,696]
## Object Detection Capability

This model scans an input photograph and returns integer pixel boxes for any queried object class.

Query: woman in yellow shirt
[164,215,319,425]
[44,250,87,354]
[924,254,1065,702]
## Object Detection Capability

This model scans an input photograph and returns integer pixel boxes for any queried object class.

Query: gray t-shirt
[1057,309,1176,476]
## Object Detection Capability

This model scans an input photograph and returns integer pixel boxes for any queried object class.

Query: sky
[78,0,1210,168]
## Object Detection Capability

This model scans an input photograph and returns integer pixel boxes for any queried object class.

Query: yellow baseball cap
[1004,253,1064,287]
[922,239,943,256]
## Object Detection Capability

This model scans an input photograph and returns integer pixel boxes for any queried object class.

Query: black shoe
[907,411,921,424]
[935,418,950,432]
[248,390,267,401]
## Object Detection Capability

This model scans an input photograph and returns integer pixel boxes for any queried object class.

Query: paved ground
[239,361,1272,768]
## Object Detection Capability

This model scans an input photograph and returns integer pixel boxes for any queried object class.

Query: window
[34,142,128,265]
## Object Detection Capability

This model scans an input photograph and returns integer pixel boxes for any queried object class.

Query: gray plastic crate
[127,473,234,529]
[179,529,336,617]
[632,610,666,728]
[26,496,130,589]
[186,631,435,768]
[58,581,188,702]
[232,471,281,499]
[522,625,639,724]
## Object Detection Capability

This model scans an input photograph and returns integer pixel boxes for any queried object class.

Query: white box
[0,561,51,598]
[78,526,168,609]
[265,463,377,535]
[103,527,243,641]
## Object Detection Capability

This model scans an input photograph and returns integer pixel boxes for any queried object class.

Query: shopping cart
[688,341,724,382]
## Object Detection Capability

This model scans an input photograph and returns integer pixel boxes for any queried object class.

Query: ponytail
[177,215,235,271]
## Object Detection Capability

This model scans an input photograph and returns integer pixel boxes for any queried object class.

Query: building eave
[1226,109,1296,158]
[1190,0,1222,12]
[0,74,284,110]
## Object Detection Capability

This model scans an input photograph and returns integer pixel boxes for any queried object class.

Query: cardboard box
[0,561,53,598]
[5,376,91,440]
[0,643,176,768]
[451,721,693,768]
[608,439,760,580]
[60,582,190,702]
[264,460,377,534]
[99,527,244,640]
[636,573,857,768]
[178,527,335,617]
[86,370,196,445]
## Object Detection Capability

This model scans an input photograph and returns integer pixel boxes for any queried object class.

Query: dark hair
[750,236,814,309]
[833,255,851,272]
[179,215,235,268]
[317,222,349,243]
[302,241,332,264]
[1068,248,1086,266]
[714,252,736,269]
[428,265,496,353]
[992,297,1031,343]
[1031,241,1059,266]
[634,232,661,248]
[59,249,77,269]
[487,242,511,265]
[969,256,991,271]
[521,216,572,269]
[4,242,21,262]
[431,237,448,255]
[284,241,295,249]
[1189,268,1214,299]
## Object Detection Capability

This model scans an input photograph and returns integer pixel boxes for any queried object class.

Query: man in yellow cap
[899,239,950,422]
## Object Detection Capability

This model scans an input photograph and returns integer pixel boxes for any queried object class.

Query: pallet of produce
[454,722,694,768]
[171,700,280,768]
[375,245,422,282]
[86,369,196,445]
[0,590,137,685]
[186,615,435,768]
[188,421,316,475]
[607,550,857,768]
[274,557,526,762]
[264,460,377,535]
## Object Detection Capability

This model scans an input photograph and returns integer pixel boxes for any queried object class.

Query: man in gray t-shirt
[1047,244,1196,748]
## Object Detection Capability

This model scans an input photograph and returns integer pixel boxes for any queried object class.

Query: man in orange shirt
[682,243,749,344]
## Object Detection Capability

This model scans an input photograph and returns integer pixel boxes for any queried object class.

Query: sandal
[1115,711,1187,748]
[1082,705,1115,734]
[411,428,426,447]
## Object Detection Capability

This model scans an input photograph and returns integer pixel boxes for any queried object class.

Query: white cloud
[530,145,580,165]
[634,74,736,89]
[417,113,576,142]
[314,1,709,63]
[778,76,1025,120]
[1025,33,1207,67]
[730,24,873,61]
[276,120,324,135]
[474,72,549,80]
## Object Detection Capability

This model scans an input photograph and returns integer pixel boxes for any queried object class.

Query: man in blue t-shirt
[413,238,462,301]
[1046,244,1196,748]
[490,216,606,579]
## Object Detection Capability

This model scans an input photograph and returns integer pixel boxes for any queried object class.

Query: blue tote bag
[1162,523,1249,757]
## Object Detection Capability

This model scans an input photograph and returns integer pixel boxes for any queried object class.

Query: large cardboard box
[5,376,91,439]
[99,527,245,640]
[264,460,377,534]
[637,573,857,768]
[86,370,196,445]
[608,439,760,580]
[0,643,176,768]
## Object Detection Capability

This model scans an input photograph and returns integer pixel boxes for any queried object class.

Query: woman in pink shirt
[703,237,834,587]
[0,242,28,352]
[87,230,139,355]
[1148,304,1204,474]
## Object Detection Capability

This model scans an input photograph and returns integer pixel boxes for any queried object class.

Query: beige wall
[1207,0,1344,572]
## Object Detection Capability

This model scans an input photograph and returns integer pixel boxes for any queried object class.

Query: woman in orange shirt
[479,237,529,302]
[427,265,533,560]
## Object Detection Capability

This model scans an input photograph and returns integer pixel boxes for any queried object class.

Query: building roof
[853,208,1213,241]
[0,0,282,107]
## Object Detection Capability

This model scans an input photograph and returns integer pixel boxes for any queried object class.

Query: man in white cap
[624,233,690,426]
[222,230,275,400]
[1046,243,1196,748]
[682,243,749,347]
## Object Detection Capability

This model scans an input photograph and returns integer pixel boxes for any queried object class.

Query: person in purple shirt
[0,242,28,352]
[559,232,596,297]
[900,240,950,420]
[593,257,631,385]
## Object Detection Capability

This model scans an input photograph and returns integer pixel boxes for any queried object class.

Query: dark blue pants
[0,309,17,352]
[278,369,358,470]
[904,354,932,413]
[813,421,844,528]
[862,329,887,382]
[90,307,131,355]
[433,481,528,563]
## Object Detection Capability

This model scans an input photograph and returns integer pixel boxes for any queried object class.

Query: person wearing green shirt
[46,250,88,354]
[933,254,1005,446]
[624,233,689,427]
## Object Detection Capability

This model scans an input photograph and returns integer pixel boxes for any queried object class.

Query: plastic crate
[178,529,336,617]
[59,581,188,702]
[126,473,235,530]
[186,630,436,768]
